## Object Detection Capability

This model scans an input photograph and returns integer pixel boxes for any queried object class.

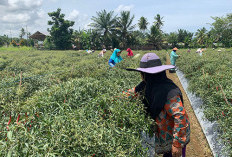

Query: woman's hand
[172,145,182,157]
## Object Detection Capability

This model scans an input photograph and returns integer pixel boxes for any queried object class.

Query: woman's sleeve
[122,81,145,99]
[164,96,190,148]
[122,87,138,99]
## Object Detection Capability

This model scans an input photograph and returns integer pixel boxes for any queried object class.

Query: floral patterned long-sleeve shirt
[122,88,190,154]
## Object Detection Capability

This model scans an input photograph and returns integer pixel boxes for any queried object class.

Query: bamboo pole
[219,84,230,106]
[19,71,22,88]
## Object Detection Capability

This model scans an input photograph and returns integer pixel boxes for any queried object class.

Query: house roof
[29,31,46,41]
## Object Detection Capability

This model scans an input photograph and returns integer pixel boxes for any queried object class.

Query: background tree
[0,35,10,47]
[72,29,102,50]
[47,8,75,50]
[146,14,164,50]
[138,16,149,33]
[210,13,232,47]
[131,30,147,49]
[44,36,55,50]
[167,32,178,47]
[90,10,118,48]
[19,28,25,39]
[154,14,164,30]
[195,27,207,47]
[177,29,193,48]
[117,11,136,48]
[177,29,186,43]
[147,25,163,50]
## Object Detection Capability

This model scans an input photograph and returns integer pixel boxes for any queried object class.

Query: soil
[162,55,213,157]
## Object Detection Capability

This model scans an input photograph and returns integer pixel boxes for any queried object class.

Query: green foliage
[176,49,232,155]
[147,25,163,50]
[0,46,34,52]
[90,9,118,48]
[48,8,75,50]
[43,36,55,50]
[195,27,207,47]
[154,14,164,30]
[211,13,232,47]
[0,35,10,47]
[177,29,193,48]
[138,16,149,32]
[72,29,102,50]
[19,39,26,46]
[117,11,136,48]
[19,28,26,39]
[0,49,169,156]
[167,32,178,47]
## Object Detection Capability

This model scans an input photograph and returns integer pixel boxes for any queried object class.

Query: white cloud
[115,4,134,13]
[7,0,43,11]
[2,13,31,23]
[0,0,46,37]
[67,9,79,20]
[0,0,8,5]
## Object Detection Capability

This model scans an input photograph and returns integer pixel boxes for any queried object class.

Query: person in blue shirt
[108,49,123,68]
[169,47,180,73]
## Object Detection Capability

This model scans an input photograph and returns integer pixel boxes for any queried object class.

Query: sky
[0,0,231,38]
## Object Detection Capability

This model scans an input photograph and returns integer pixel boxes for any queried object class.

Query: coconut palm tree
[117,11,136,48]
[89,9,118,47]
[195,27,207,46]
[154,14,164,30]
[167,32,178,47]
[147,25,163,50]
[138,16,149,33]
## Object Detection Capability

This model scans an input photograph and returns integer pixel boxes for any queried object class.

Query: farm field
[176,48,232,155]
[0,48,231,156]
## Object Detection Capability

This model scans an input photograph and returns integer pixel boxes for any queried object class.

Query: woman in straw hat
[170,47,180,73]
[125,53,190,157]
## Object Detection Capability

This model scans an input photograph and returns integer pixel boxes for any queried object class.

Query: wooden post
[219,84,230,106]
[71,64,74,78]
[19,71,22,88]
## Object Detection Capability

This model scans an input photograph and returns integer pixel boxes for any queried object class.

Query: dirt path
[166,54,213,157]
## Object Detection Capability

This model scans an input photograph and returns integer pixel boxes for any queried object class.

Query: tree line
[0,8,231,50]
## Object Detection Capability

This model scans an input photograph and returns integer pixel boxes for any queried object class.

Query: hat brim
[126,65,175,74]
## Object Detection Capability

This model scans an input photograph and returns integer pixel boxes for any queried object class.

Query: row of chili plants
[0,49,167,156]
[176,48,232,155]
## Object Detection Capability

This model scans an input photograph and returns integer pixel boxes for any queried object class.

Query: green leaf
[7,131,12,141]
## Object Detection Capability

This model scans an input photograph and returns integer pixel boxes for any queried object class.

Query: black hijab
[135,71,183,120]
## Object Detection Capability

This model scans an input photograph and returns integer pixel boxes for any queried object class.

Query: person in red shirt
[126,48,134,57]
[125,53,190,157]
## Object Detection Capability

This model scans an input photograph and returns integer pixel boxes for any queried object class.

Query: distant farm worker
[98,49,107,57]
[170,47,180,73]
[125,53,190,157]
[126,48,134,57]
[196,48,202,53]
[196,48,204,56]
[108,49,123,68]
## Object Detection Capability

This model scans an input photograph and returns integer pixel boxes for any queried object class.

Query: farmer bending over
[98,49,106,57]
[125,53,190,157]
[126,48,134,57]
[108,49,123,68]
